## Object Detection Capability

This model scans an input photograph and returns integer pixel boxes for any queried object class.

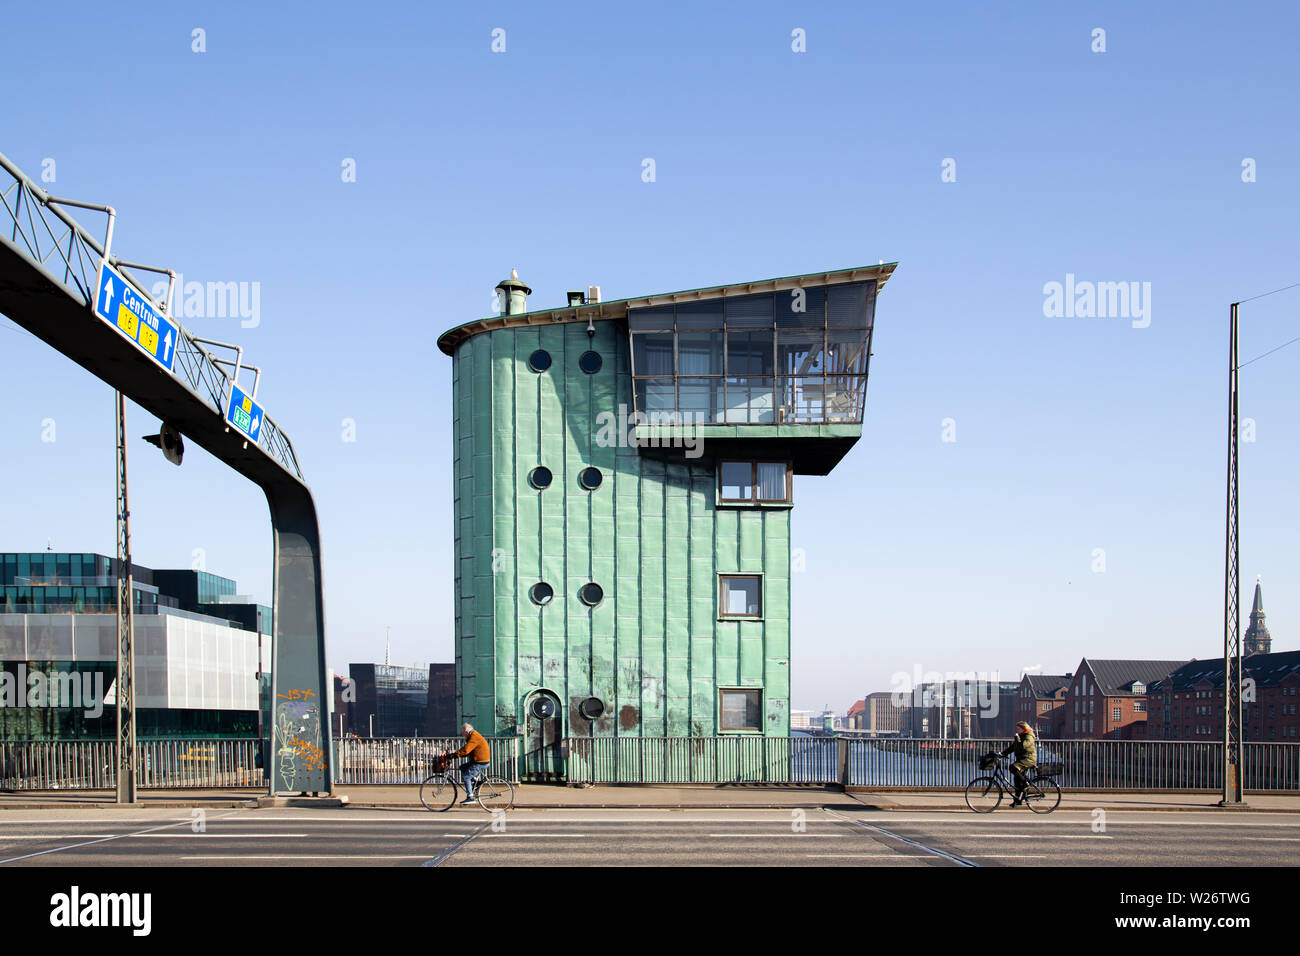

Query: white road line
[948,833,1113,840]
[0,835,120,840]
[0,810,242,864]
[481,833,587,838]
[800,858,935,863]
[126,833,308,839]
[706,833,842,838]
[181,855,433,861]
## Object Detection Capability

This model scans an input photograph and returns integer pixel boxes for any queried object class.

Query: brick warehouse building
[1014,673,1070,738]
[1147,649,1300,741]
[437,265,894,777]
[1063,659,1186,739]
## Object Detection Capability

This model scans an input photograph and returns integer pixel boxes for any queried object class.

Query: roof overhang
[437,262,897,355]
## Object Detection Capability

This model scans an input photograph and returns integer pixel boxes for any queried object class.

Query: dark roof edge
[436,262,898,356]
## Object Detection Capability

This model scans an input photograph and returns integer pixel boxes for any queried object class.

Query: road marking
[126,833,308,838]
[706,833,842,838]
[0,811,242,864]
[0,835,121,840]
[949,833,1113,840]
[422,821,490,867]
[482,833,587,838]
[822,808,978,867]
[181,855,434,861]
[800,858,935,863]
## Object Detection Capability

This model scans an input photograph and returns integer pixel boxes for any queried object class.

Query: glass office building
[438,264,894,777]
[0,552,271,739]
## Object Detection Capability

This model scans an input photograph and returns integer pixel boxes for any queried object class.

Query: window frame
[718,687,763,733]
[717,459,793,506]
[718,574,763,620]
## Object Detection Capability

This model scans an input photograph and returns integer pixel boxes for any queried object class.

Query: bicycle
[419,756,515,812]
[964,752,1061,814]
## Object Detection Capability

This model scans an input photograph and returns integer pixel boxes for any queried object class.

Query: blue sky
[2,1,1298,711]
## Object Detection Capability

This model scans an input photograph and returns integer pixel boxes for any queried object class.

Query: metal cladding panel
[448,317,796,764]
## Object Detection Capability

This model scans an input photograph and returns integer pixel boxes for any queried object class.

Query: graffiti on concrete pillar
[275,688,324,790]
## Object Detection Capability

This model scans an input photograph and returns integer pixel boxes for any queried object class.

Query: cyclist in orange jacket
[443,723,491,805]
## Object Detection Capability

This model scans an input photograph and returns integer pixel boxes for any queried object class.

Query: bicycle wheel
[964,776,1003,813]
[475,775,515,812]
[1025,776,1061,814]
[420,773,458,812]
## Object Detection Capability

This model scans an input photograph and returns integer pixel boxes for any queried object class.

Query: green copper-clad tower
[438,264,894,778]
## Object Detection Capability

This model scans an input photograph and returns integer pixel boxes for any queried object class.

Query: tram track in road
[822,807,979,867]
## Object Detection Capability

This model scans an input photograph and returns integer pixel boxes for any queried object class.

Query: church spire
[1244,576,1272,656]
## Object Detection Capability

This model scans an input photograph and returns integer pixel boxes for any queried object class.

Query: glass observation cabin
[628,281,875,426]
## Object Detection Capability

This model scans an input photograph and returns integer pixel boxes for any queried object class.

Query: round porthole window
[530,697,557,720]
[578,467,602,491]
[579,697,605,721]
[529,466,553,490]
[578,350,602,374]
[529,582,554,606]
[579,583,604,607]
[528,349,552,372]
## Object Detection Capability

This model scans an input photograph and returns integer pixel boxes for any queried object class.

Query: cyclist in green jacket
[1000,721,1037,807]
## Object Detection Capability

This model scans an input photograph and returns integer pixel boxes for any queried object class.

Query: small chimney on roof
[587,284,601,304]
[495,268,532,316]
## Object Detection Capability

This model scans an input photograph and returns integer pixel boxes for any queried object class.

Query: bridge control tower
[438,263,895,778]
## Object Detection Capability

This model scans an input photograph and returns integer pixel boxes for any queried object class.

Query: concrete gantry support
[0,153,330,795]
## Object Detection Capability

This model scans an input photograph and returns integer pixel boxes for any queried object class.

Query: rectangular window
[720,461,754,501]
[756,462,788,501]
[1134,700,1146,713]
[719,688,762,732]
[1112,706,1121,721]
[719,575,762,618]
[717,461,791,504]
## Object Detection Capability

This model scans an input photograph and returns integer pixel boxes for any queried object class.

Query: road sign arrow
[163,331,173,363]
[251,415,260,435]
[101,275,114,312]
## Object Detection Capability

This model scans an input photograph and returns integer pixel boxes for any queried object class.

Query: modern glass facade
[629,281,875,425]
[1,552,173,614]
[0,554,271,740]
[347,663,429,737]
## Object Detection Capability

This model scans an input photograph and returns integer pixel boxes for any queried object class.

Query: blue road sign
[225,383,264,444]
[92,261,179,373]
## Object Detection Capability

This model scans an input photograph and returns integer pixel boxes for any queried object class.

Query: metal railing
[0,738,263,790]
[845,738,1300,791]
[3,736,1297,792]
[0,150,304,482]
[565,734,839,784]
[334,737,520,784]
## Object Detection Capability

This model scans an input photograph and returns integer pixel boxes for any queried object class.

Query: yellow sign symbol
[115,303,138,340]
[138,324,159,356]
[242,396,252,413]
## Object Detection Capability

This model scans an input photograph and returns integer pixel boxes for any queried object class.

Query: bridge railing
[565,734,839,784]
[4,736,1297,792]
[0,738,263,790]
[0,150,304,482]
[333,737,520,784]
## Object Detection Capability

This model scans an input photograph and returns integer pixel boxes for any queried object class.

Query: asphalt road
[0,807,1296,867]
